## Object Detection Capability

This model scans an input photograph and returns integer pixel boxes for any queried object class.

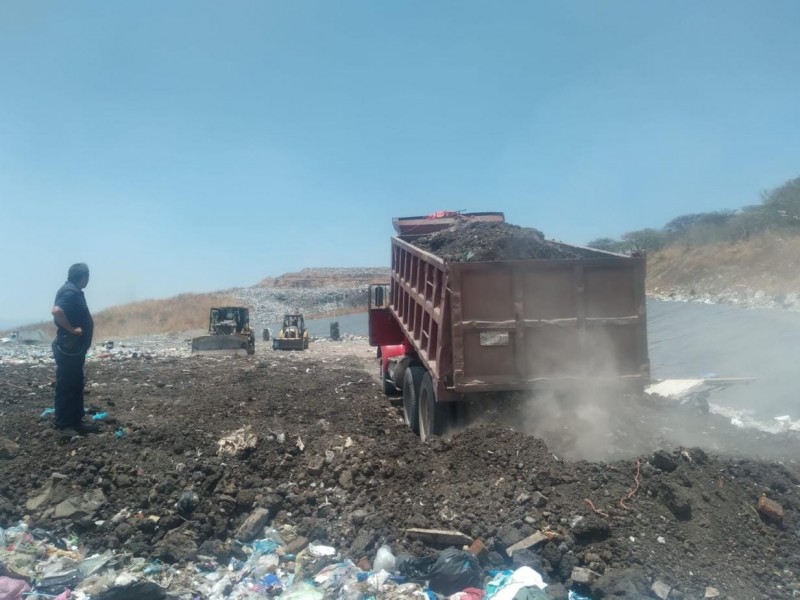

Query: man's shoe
[57,427,81,439]
[76,422,100,434]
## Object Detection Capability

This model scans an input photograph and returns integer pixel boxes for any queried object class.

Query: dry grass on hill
[647,231,800,295]
[4,293,244,340]
[92,293,243,338]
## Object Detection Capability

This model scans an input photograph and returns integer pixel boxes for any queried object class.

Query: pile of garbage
[0,521,581,599]
[233,286,370,328]
[311,335,367,344]
[0,337,190,367]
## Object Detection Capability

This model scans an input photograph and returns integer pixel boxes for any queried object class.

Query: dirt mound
[411,221,601,262]
[1,351,799,599]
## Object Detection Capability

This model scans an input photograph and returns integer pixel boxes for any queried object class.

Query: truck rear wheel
[418,372,450,442]
[402,366,425,434]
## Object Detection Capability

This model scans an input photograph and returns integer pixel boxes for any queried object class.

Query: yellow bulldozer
[191,307,256,355]
[273,314,309,350]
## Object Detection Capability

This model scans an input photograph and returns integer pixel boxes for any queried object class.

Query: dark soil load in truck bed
[411,221,603,262]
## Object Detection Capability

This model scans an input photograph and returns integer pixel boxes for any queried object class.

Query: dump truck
[191,307,256,355]
[369,212,650,441]
[272,314,310,350]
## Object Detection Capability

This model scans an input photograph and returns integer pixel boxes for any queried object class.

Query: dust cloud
[459,325,800,462]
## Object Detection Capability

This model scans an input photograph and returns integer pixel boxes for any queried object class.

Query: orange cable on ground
[619,459,641,510]
[584,498,610,518]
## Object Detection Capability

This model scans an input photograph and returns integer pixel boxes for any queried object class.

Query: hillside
[2,269,389,340]
[647,231,800,310]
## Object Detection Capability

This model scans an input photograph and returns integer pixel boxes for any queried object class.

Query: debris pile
[0,520,562,599]
[1,346,799,599]
[411,221,602,262]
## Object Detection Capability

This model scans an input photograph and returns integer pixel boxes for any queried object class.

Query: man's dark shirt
[54,281,94,351]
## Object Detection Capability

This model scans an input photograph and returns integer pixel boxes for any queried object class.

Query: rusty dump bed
[389,237,650,399]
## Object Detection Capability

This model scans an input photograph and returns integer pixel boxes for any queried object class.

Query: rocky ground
[1,339,799,599]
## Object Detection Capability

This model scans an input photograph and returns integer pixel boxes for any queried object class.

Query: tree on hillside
[621,228,668,252]
[760,176,800,226]
[663,211,735,237]
[586,237,627,252]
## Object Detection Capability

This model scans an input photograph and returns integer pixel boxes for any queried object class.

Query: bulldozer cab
[209,307,250,335]
[282,314,305,338]
[273,313,309,350]
[192,306,255,355]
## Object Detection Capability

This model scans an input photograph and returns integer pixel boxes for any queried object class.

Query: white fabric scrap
[217,427,258,456]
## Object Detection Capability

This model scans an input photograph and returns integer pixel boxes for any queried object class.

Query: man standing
[51,263,96,436]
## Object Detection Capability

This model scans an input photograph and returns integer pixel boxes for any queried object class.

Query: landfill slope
[0,344,798,599]
[411,221,602,262]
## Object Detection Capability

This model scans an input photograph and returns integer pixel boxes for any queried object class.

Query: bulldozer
[273,314,310,350]
[191,307,256,355]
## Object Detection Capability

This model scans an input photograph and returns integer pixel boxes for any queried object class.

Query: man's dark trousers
[53,342,86,429]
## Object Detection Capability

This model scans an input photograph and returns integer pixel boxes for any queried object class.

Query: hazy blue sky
[2,1,799,323]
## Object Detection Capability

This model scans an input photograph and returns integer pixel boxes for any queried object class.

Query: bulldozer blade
[272,338,306,351]
[192,335,250,355]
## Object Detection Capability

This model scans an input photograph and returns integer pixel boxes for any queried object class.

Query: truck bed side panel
[389,237,650,396]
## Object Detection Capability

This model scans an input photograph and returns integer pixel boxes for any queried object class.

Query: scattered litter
[308,542,337,558]
[485,566,546,600]
[217,426,258,456]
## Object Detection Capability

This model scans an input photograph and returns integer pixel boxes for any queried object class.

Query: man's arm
[51,306,83,336]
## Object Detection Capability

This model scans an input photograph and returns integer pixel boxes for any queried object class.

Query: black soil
[411,221,602,262]
[1,352,799,600]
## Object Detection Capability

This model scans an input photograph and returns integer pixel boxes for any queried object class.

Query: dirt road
[1,340,799,599]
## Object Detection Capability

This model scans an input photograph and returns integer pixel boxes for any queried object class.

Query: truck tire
[247,334,255,355]
[402,366,425,434]
[418,372,450,442]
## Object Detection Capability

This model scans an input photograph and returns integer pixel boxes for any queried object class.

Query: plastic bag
[280,582,324,600]
[396,554,436,582]
[373,545,396,573]
[426,548,482,596]
[0,576,31,600]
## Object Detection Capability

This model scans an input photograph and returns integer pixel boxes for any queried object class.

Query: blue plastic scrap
[261,572,283,587]
[252,538,281,555]
[569,591,593,600]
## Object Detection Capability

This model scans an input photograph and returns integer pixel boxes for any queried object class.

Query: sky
[2,1,799,324]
